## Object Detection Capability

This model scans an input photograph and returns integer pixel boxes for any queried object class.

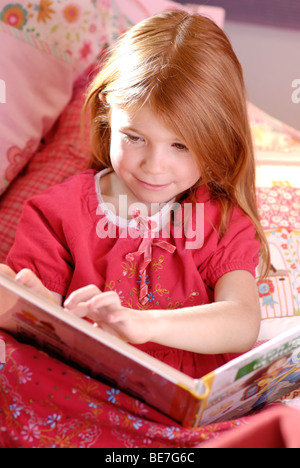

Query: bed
[0,0,299,448]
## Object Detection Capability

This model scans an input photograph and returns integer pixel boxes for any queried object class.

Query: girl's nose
[141,146,167,174]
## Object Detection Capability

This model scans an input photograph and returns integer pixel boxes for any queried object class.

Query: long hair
[83,10,270,276]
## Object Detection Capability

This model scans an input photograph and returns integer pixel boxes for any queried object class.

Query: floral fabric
[0,0,130,77]
[0,331,250,448]
[255,186,300,342]
[256,186,300,231]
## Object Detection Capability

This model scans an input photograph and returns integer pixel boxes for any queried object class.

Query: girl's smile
[135,178,172,191]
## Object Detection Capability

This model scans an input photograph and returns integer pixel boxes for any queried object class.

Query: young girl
[1,10,269,379]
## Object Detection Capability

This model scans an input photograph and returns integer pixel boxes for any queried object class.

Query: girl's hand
[0,264,62,306]
[64,285,154,344]
[0,264,16,279]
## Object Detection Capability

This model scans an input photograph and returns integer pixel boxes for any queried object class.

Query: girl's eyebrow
[119,126,141,134]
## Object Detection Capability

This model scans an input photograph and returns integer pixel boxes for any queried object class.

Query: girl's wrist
[146,309,167,344]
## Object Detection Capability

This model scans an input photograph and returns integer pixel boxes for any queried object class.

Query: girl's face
[109,104,201,209]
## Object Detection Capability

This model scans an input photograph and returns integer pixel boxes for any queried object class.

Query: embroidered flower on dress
[147,292,155,302]
[136,274,150,285]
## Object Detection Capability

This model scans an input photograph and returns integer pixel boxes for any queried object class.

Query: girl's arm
[64,270,261,354]
[149,270,261,354]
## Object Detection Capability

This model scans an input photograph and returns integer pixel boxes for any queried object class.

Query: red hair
[83,10,270,276]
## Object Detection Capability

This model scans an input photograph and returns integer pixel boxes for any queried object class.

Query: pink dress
[6,168,260,379]
[1,168,261,447]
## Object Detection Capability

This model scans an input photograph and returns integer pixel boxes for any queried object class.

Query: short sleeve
[204,206,260,288]
[6,191,74,296]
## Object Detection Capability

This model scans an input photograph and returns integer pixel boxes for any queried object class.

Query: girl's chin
[116,175,177,207]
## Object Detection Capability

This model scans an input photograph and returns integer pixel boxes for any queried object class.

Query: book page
[199,329,300,425]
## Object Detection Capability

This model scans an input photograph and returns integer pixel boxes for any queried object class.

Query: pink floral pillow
[0,0,118,195]
[0,1,116,78]
[0,22,74,195]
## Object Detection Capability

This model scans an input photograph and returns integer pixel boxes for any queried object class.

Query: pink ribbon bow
[125,210,176,305]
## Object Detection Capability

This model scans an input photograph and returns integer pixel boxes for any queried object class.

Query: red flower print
[79,41,92,60]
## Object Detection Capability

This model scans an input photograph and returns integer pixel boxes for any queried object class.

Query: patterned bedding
[0,61,299,448]
[250,105,300,416]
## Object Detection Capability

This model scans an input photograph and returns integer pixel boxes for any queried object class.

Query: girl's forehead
[110,104,181,138]
[110,103,153,126]
[109,104,143,129]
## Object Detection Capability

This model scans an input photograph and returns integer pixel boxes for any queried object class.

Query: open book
[0,272,299,427]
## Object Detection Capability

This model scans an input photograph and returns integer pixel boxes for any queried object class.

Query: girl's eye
[173,142,189,152]
[123,133,142,143]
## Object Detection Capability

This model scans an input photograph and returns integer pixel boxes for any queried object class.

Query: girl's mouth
[137,179,171,191]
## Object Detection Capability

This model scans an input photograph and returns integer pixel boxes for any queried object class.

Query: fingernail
[15,271,24,281]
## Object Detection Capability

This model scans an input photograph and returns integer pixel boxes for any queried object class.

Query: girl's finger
[15,269,58,304]
[0,264,16,279]
[86,291,122,323]
[16,268,43,289]
[67,302,90,318]
[15,269,42,289]
[64,284,102,309]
